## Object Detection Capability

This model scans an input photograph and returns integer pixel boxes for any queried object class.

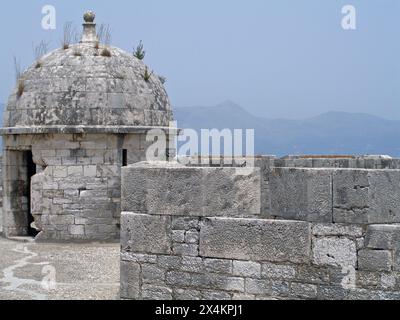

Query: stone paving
[0,237,120,300]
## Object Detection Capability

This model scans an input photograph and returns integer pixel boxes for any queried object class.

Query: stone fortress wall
[120,156,400,300]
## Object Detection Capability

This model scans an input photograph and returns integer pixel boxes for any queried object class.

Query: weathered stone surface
[356,271,381,288]
[172,230,185,243]
[204,258,232,274]
[3,42,172,128]
[245,279,289,296]
[118,159,400,300]
[157,255,182,270]
[172,243,198,256]
[191,273,245,292]
[141,264,165,284]
[199,218,311,263]
[380,274,397,290]
[365,225,400,250]
[261,263,296,280]
[120,252,157,264]
[180,256,204,273]
[312,237,357,268]
[333,170,400,224]
[121,212,171,254]
[172,217,200,230]
[395,251,400,272]
[120,261,140,299]
[202,291,232,300]
[268,168,332,222]
[165,271,191,287]
[312,223,364,238]
[232,261,261,278]
[122,162,261,216]
[290,282,317,299]
[142,285,173,300]
[358,249,392,272]
[174,289,201,300]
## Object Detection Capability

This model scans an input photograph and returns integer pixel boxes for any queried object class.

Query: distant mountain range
[1,101,399,157]
[174,101,400,157]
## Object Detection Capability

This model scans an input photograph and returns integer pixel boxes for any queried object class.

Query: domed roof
[2,12,173,133]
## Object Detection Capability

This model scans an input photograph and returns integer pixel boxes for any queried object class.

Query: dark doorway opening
[25,150,38,237]
[122,149,128,167]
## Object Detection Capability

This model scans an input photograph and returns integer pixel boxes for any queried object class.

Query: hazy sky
[0,0,398,119]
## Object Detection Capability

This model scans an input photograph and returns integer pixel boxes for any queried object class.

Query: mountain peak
[215,100,242,109]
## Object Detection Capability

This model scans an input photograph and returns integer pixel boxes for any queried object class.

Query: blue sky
[0,0,398,119]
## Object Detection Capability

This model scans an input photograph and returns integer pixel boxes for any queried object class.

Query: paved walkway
[0,237,120,300]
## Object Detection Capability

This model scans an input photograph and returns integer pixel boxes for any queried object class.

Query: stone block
[120,261,140,299]
[232,294,256,300]
[142,285,172,300]
[178,256,204,273]
[191,273,245,292]
[83,165,97,177]
[317,285,348,300]
[380,274,397,290]
[165,271,192,287]
[365,225,400,250]
[201,291,232,300]
[356,271,380,288]
[53,166,68,178]
[358,249,392,272]
[261,263,296,280]
[268,168,332,222]
[395,251,400,272]
[333,170,400,224]
[172,243,198,256]
[172,230,185,243]
[290,282,317,299]
[199,218,311,263]
[122,162,261,216]
[232,261,261,278]
[172,217,199,230]
[121,212,171,255]
[204,258,232,274]
[157,256,182,270]
[185,230,199,244]
[67,166,83,177]
[312,237,357,268]
[245,279,289,296]
[312,223,364,238]
[48,215,75,226]
[121,253,157,264]
[174,289,201,300]
[69,225,85,235]
[141,264,165,284]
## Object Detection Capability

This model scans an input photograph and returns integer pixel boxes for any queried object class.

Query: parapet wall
[120,161,400,300]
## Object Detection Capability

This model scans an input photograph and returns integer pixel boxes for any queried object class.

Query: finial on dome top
[83,11,95,23]
[81,11,98,43]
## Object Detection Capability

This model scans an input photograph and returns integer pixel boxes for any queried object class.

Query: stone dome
[3,14,173,131]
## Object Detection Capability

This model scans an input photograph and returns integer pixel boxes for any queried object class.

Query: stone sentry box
[0,11,175,241]
[1,131,173,240]
[120,161,400,300]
